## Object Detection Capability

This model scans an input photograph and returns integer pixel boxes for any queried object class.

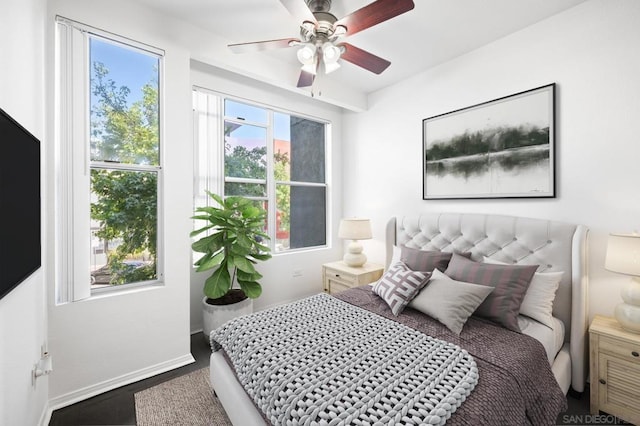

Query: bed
[209,212,589,425]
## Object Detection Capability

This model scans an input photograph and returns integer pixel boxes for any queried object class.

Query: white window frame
[55,17,165,303]
[192,87,329,254]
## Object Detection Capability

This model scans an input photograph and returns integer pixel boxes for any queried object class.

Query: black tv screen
[0,107,41,300]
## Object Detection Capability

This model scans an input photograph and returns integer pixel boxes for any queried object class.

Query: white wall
[47,0,193,409]
[189,62,344,332]
[342,0,640,322]
[45,0,345,408]
[0,0,48,425]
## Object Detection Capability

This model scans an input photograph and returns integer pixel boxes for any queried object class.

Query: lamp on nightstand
[605,233,640,333]
[338,218,372,267]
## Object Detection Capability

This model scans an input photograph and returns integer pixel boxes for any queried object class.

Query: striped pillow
[400,246,455,272]
[444,253,537,332]
[373,262,431,316]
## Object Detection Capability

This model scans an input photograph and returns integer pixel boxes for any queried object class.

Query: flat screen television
[0,107,41,300]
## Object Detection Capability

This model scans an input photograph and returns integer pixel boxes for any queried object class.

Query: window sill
[88,280,164,301]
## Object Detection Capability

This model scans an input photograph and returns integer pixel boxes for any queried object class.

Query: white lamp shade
[338,218,372,240]
[605,233,640,276]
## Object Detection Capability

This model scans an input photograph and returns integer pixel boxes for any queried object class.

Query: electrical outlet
[292,269,303,278]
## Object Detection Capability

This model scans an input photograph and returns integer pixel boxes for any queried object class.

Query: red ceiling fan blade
[335,0,415,37]
[297,70,315,87]
[228,38,300,53]
[338,43,390,74]
[279,0,317,24]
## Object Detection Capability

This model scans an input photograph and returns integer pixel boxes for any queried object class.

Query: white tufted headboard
[385,213,589,393]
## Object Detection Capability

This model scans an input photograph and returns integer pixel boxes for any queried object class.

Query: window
[56,18,164,302]
[193,90,327,253]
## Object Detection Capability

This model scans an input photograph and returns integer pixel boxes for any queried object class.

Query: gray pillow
[408,269,494,335]
[400,246,454,272]
[444,253,537,332]
[483,256,563,328]
[372,261,431,316]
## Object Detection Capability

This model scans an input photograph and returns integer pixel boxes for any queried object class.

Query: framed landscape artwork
[423,84,555,199]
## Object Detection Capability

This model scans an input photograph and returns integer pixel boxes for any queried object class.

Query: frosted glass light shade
[605,233,640,333]
[297,44,316,65]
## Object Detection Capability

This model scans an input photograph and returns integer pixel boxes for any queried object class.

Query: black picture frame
[422,84,555,200]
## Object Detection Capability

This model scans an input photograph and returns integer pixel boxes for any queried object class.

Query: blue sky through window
[90,36,292,142]
[90,36,158,107]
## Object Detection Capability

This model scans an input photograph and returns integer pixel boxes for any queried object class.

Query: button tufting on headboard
[385,212,590,394]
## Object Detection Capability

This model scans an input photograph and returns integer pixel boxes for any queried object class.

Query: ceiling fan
[228,0,415,88]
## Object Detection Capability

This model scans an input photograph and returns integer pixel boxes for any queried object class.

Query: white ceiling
[131,0,587,96]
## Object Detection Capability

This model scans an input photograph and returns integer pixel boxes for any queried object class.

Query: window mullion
[90,162,161,172]
[225,176,267,185]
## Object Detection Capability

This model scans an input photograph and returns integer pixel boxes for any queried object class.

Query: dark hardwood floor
[48,333,211,426]
[49,333,592,425]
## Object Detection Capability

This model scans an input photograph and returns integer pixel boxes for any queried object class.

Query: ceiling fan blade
[335,0,415,36]
[297,70,315,87]
[229,38,300,53]
[279,0,317,24]
[339,43,390,74]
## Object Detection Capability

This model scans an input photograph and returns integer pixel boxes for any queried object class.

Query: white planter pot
[202,296,253,341]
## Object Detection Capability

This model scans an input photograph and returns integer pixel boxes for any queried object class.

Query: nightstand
[322,261,384,295]
[589,315,640,424]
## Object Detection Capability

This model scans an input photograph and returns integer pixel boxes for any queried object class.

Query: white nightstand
[322,261,384,295]
[589,315,640,424]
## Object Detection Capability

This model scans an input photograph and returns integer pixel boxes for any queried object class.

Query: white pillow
[408,269,493,335]
[482,256,563,328]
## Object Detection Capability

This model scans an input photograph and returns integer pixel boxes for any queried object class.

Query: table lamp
[338,218,372,267]
[605,233,640,333]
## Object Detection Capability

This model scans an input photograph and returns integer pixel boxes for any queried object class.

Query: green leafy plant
[191,192,271,301]
[89,61,160,285]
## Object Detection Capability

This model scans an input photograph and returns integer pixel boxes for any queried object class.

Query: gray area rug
[134,367,232,426]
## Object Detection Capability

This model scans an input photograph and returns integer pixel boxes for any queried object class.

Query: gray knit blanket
[211,293,478,425]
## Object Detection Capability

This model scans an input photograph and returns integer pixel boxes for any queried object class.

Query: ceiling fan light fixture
[323,60,340,74]
[333,25,347,37]
[297,43,316,65]
[321,42,341,74]
[301,62,317,75]
[322,42,341,62]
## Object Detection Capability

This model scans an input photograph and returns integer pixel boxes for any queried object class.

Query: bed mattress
[518,315,565,365]
[210,286,567,425]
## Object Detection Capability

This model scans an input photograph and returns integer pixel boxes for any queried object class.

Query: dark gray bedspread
[334,286,567,426]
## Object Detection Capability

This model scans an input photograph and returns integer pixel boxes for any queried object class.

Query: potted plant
[191,191,271,338]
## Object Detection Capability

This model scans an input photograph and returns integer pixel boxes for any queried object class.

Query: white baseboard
[39,402,52,426]
[47,353,195,413]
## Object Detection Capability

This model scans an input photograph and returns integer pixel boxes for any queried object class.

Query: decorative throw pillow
[483,257,563,328]
[408,269,494,335]
[444,253,538,332]
[372,261,431,316]
[400,246,455,272]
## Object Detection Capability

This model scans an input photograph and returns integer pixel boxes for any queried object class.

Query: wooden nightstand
[589,315,640,424]
[322,261,384,295]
